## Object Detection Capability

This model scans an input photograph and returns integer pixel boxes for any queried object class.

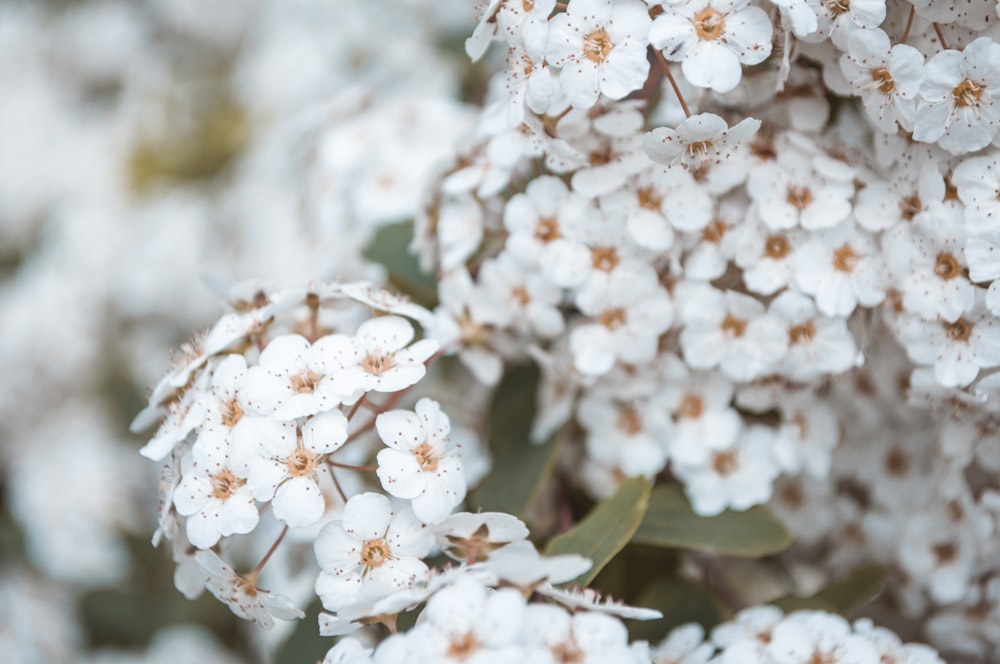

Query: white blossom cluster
[650,606,946,664]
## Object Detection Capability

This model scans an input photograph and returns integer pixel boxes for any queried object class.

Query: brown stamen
[871,67,894,94]
[360,539,391,568]
[944,318,973,342]
[764,235,790,259]
[591,247,619,272]
[616,405,643,435]
[712,451,739,476]
[582,29,614,62]
[953,79,984,107]
[600,308,627,330]
[832,244,858,272]
[786,185,814,210]
[934,252,961,280]
[789,322,815,345]
[721,315,746,337]
[291,370,321,393]
[693,8,725,40]
[286,449,317,477]
[413,442,439,472]
[677,394,704,419]
[211,469,243,500]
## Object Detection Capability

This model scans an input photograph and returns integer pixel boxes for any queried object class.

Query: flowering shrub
[5,0,1000,661]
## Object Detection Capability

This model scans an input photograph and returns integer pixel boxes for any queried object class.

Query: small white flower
[195,550,303,629]
[644,114,762,168]
[546,0,652,108]
[376,398,466,525]
[840,29,924,133]
[173,441,258,549]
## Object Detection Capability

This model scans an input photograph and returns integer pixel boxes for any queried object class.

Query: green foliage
[362,221,438,308]
[628,576,728,644]
[544,477,651,587]
[771,564,887,616]
[276,599,331,664]
[468,363,563,518]
[633,483,792,557]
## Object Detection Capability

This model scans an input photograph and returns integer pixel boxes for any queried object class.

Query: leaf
[545,477,652,587]
[275,599,330,664]
[633,483,792,558]
[771,564,887,616]
[628,576,728,644]
[468,363,562,518]
[363,221,438,307]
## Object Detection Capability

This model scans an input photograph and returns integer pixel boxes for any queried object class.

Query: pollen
[944,318,973,342]
[582,29,614,62]
[413,442,440,472]
[360,538,391,568]
[362,353,392,375]
[764,234,790,259]
[221,399,244,427]
[693,8,725,41]
[677,394,705,419]
[535,216,561,243]
[899,194,921,221]
[703,219,727,243]
[600,307,627,330]
[616,405,643,435]
[934,252,961,280]
[832,244,859,272]
[721,315,746,338]
[786,185,814,210]
[788,322,815,345]
[447,633,480,659]
[712,450,739,476]
[953,79,985,107]
[286,448,317,477]
[591,247,619,272]
[823,0,851,15]
[636,186,663,211]
[210,469,243,501]
[511,286,531,306]
[871,67,894,94]
[291,370,322,393]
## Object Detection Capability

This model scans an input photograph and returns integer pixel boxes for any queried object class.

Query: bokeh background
[0,1,479,661]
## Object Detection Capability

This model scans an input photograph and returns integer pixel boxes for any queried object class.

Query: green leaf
[362,221,438,308]
[628,576,728,644]
[545,477,652,587]
[468,363,562,518]
[771,564,887,616]
[633,483,792,557]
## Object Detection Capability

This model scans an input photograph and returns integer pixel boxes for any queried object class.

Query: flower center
[286,448,317,477]
[703,219,726,243]
[221,399,244,427]
[788,322,815,345]
[447,633,480,660]
[600,307,627,330]
[786,185,814,210]
[764,235,790,259]
[413,442,440,472]
[535,216,561,243]
[721,315,746,338]
[360,539,390,568]
[522,0,535,10]
[885,446,909,476]
[637,186,663,211]
[944,318,973,342]
[934,252,961,280]
[693,8,725,40]
[677,394,704,419]
[712,451,739,476]
[933,542,958,564]
[871,67,895,94]
[362,353,392,376]
[686,140,715,162]
[616,405,643,435]
[552,643,584,663]
[582,29,614,62]
[823,0,851,15]
[591,247,619,272]
[210,469,243,500]
[953,79,984,107]
[291,370,321,393]
[808,652,838,664]
[899,194,921,221]
[832,244,858,272]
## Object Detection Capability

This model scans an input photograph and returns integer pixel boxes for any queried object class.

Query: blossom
[650,0,773,93]
[375,398,466,525]
[194,551,303,629]
[545,0,652,108]
[644,114,762,168]
[840,29,924,133]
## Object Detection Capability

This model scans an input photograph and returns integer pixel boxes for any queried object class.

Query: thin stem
[326,461,349,504]
[901,6,915,44]
[251,525,289,576]
[932,22,949,50]
[346,393,368,421]
[653,48,691,118]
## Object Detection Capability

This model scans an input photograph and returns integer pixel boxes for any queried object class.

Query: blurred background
[0,0,479,661]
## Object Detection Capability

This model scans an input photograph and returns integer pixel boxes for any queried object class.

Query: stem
[653,48,691,118]
[346,393,368,421]
[932,22,949,50]
[901,6,915,44]
[326,461,349,504]
[251,525,289,576]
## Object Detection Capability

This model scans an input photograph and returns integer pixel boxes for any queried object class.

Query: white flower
[194,551,303,629]
[651,623,714,664]
[768,290,858,380]
[246,410,347,528]
[673,425,781,516]
[521,604,640,663]
[477,252,565,338]
[546,0,652,108]
[840,29,924,133]
[650,0,773,93]
[173,440,258,549]
[314,492,433,611]
[577,393,671,477]
[570,264,674,376]
[322,315,438,398]
[953,152,1000,232]
[505,28,555,125]
[375,398,466,525]
[644,114,761,168]
[898,300,1000,388]
[435,511,530,563]
[913,38,1000,155]
[242,334,345,421]
[792,223,884,317]
[768,611,878,663]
